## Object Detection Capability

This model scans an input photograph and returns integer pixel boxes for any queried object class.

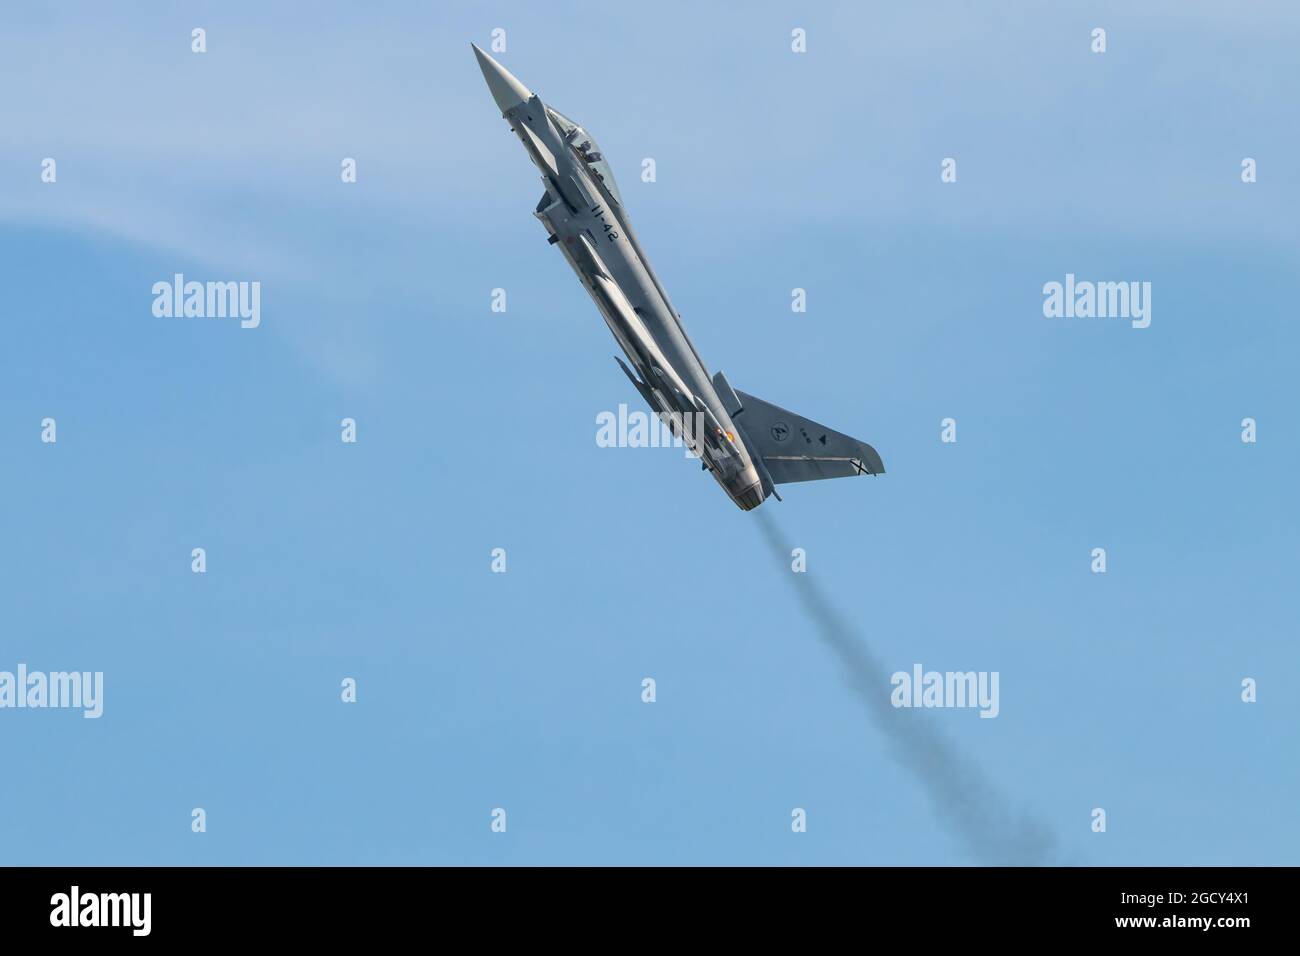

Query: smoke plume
[754,508,1056,865]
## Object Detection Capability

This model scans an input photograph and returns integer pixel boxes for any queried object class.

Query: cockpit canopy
[547,107,624,206]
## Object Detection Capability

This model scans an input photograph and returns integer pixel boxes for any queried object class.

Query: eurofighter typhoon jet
[472,44,884,510]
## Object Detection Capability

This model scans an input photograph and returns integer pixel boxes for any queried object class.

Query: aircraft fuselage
[476,45,768,510]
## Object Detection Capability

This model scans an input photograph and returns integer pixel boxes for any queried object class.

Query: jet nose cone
[471,43,532,114]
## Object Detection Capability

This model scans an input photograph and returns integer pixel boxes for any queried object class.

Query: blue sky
[2,1,1297,864]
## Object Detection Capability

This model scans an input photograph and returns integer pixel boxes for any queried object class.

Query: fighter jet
[472,44,884,510]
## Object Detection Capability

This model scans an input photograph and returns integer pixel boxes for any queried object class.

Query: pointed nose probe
[471,43,532,114]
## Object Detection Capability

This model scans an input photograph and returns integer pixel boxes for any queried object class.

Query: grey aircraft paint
[472,44,884,511]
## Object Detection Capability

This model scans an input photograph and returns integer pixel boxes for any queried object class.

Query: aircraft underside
[474,43,884,511]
